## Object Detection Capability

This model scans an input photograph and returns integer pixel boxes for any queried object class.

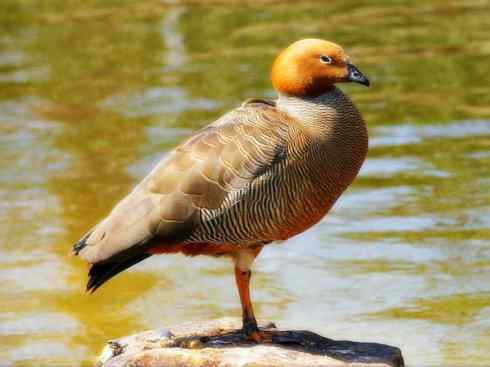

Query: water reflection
[0,1,489,366]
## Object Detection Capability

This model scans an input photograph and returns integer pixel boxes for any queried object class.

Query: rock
[96,317,404,367]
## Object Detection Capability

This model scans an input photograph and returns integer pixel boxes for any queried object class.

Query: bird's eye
[320,55,333,64]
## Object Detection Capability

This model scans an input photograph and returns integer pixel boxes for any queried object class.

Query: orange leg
[234,266,301,344]
[234,247,302,344]
[234,265,265,342]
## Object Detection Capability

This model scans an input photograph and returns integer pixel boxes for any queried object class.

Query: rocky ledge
[96,317,404,367]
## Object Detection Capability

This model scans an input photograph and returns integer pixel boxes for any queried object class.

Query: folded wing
[74,101,294,285]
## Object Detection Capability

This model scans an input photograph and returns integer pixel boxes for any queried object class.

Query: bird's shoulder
[143,98,308,220]
[146,101,289,193]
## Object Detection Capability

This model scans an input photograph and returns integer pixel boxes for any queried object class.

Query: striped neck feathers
[276,87,361,138]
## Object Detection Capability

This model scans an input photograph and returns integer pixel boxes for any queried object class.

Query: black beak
[347,63,370,87]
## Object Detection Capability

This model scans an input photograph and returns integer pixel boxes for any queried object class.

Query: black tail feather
[73,231,92,255]
[87,252,152,293]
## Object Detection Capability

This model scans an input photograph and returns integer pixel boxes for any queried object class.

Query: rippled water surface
[1,1,489,366]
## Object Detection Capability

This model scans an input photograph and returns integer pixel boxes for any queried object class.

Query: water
[1,1,489,366]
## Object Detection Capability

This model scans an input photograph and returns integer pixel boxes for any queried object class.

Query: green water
[1,1,489,366]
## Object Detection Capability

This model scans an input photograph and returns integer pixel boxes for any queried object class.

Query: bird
[73,39,370,343]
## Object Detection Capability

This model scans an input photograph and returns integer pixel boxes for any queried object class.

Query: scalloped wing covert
[75,102,295,264]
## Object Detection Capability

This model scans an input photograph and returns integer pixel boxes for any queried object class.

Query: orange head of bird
[271,39,370,97]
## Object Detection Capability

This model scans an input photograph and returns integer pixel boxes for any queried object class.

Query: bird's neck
[276,87,360,139]
[276,87,368,178]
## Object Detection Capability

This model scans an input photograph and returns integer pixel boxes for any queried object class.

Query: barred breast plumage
[73,38,370,343]
[189,89,367,246]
